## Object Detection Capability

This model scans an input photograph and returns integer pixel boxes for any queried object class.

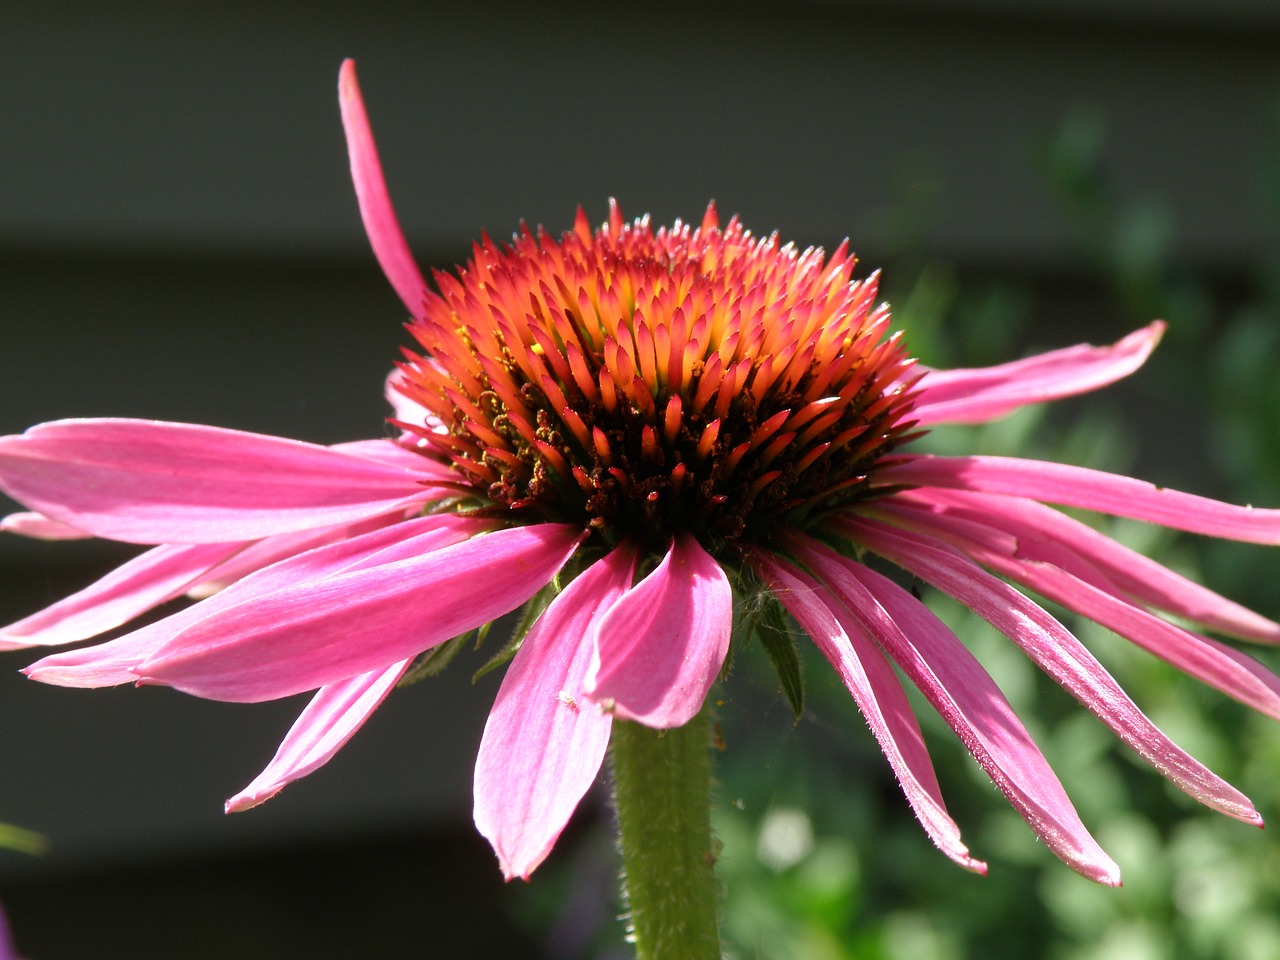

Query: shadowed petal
[0,420,436,544]
[786,534,1121,884]
[894,487,1280,642]
[843,515,1262,825]
[27,514,486,687]
[475,542,638,880]
[753,551,987,876]
[877,454,1280,545]
[1,542,237,650]
[585,533,731,728]
[137,523,585,702]
[226,659,411,813]
[912,323,1164,426]
[1,511,90,539]
[339,59,428,317]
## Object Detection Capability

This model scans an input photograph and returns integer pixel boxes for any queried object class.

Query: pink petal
[0,511,90,539]
[911,322,1165,425]
[25,624,180,689]
[1021,562,1280,723]
[895,487,1280,642]
[585,533,731,728]
[1,542,238,650]
[787,534,1125,883]
[0,419,434,544]
[878,499,1280,721]
[752,551,987,875]
[0,900,16,960]
[226,659,411,813]
[187,513,403,598]
[842,515,1262,824]
[474,542,637,880]
[330,437,454,483]
[338,59,428,318]
[27,513,486,687]
[137,523,585,702]
[878,453,1280,545]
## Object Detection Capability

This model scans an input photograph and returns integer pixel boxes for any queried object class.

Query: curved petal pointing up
[912,322,1165,426]
[877,454,1280,545]
[0,419,434,544]
[339,59,428,317]
[138,523,585,702]
[586,533,731,728]
[475,542,637,880]
[226,658,411,813]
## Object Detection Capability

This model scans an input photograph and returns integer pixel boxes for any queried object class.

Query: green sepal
[756,597,805,723]
[397,620,495,688]
[398,632,470,688]
[471,581,558,683]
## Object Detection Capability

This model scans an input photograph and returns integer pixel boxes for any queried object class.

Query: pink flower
[0,899,21,960]
[4,60,1280,887]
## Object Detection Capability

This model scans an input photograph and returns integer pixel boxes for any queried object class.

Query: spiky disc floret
[396,201,921,555]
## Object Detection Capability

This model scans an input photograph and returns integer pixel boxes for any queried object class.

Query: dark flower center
[395,204,921,556]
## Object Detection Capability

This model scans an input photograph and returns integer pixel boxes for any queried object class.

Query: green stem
[610,707,721,960]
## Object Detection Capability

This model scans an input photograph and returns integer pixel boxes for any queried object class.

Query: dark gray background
[1,1,1277,956]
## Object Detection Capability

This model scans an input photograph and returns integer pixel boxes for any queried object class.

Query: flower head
[4,60,1280,886]
[396,195,917,556]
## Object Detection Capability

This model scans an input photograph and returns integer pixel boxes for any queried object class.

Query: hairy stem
[610,707,721,960]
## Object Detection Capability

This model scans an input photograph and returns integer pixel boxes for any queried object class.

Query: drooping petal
[585,533,731,728]
[1,542,238,650]
[1023,562,1280,722]
[877,454,1280,545]
[911,322,1165,426]
[475,542,637,880]
[786,534,1122,883]
[226,659,411,813]
[893,487,1280,642]
[878,497,1280,719]
[0,419,435,544]
[842,515,1262,825]
[0,511,90,539]
[27,513,486,687]
[137,523,585,702]
[753,551,987,875]
[338,59,428,318]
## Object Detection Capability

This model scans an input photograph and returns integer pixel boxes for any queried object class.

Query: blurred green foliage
[0,825,44,859]
[516,104,1280,959]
